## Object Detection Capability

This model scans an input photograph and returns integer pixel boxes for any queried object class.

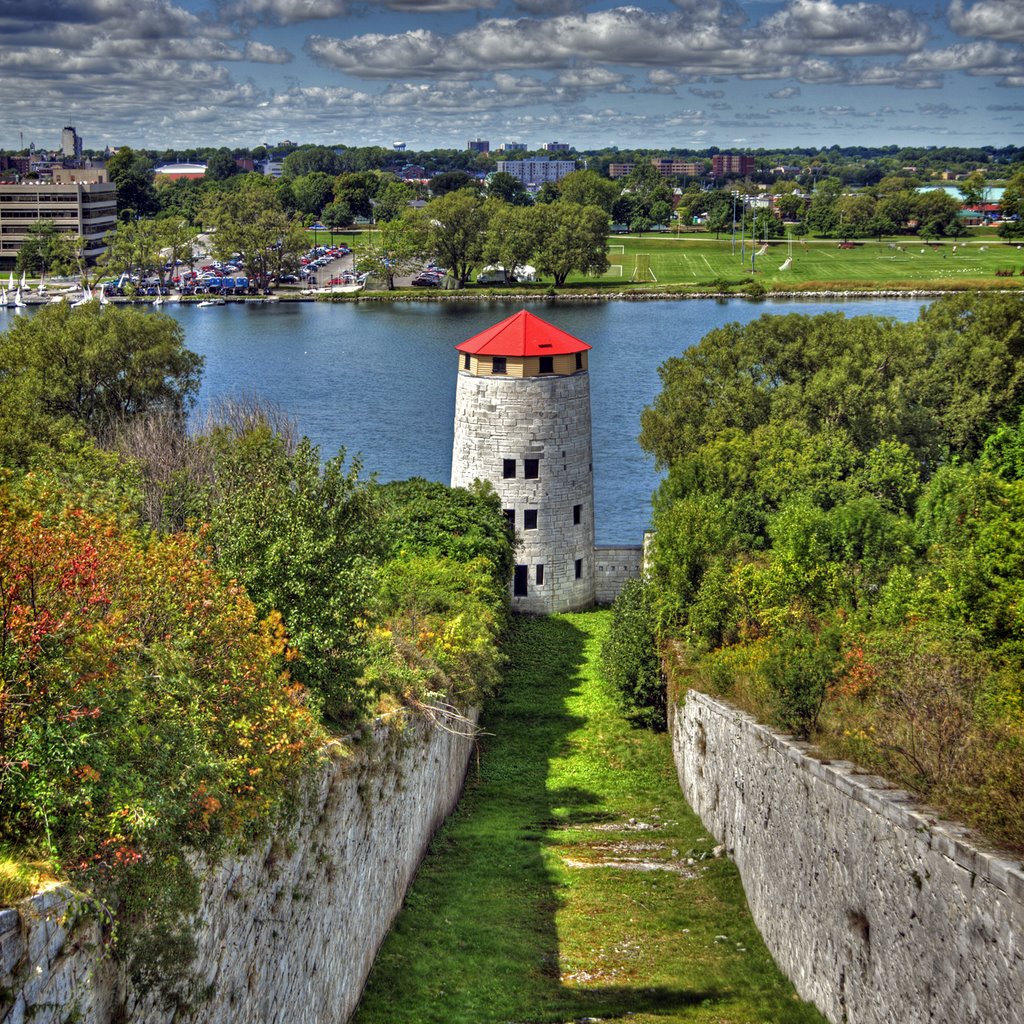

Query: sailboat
[14,287,27,308]
[71,284,93,307]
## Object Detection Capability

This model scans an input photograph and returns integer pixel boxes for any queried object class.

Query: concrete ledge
[674,690,1024,1024]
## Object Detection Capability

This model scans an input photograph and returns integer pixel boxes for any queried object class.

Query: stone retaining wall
[672,690,1024,1024]
[593,545,643,604]
[1,709,477,1024]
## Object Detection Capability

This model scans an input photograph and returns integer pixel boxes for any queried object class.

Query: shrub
[761,622,842,738]
[0,475,324,996]
[601,577,665,729]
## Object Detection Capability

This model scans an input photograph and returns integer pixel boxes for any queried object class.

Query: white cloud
[948,0,1024,44]
[760,0,929,56]
[902,40,1023,75]
[768,85,800,97]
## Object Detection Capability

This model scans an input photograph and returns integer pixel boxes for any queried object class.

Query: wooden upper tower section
[456,309,591,378]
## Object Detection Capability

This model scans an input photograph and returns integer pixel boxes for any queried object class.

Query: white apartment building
[496,157,577,188]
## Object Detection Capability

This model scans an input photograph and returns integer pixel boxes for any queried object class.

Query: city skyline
[0,1,1021,154]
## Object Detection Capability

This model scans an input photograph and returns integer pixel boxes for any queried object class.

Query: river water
[29,296,934,544]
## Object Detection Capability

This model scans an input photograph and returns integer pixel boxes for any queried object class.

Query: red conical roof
[456,309,591,356]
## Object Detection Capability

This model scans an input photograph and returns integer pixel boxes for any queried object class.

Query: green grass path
[352,612,826,1024]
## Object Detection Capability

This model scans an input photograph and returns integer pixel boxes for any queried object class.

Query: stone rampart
[593,545,643,604]
[1,709,477,1024]
[672,690,1024,1024]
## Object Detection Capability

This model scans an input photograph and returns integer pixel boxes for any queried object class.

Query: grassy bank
[352,612,825,1024]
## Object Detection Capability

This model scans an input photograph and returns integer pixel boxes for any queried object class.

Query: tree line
[605,292,1024,854]
[0,302,513,999]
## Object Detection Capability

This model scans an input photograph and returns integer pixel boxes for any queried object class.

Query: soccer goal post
[631,253,657,282]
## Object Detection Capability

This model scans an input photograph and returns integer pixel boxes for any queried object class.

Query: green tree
[373,179,414,222]
[486,172,531,206]
[205,148,238,181]
[998,171,1024,239]
[806,177,842,236]
[321,199,353,230]
[333,171,379,220]
[557,170,618,214]
[958,169,987,207]
[14,221,78,278]
[98,218,163,287]
[201,175,308,289]
[913,189,963,238]
[0,303,202,463]
[532,202,609,286]
[197,424,383,722]
[601,578,665,729]
[482,202,541,282]
[106,147,159,220]
[429,171,476,197]
[159,217,199,286]
[356,213,428,290]
[292,171,335,217]
[281,145,343,178]
[421,188,490,285]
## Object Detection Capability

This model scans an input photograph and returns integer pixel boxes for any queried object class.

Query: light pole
[732,192,737,255]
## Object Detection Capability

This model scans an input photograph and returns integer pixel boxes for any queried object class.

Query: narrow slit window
[536,564,544,585]
[575,352,583,370]
[524,458,539,479]
[573,504,581,525]
[463,353,471,370]
[524,509,538,530]
[504,508,515,530]
[574,558,583,579]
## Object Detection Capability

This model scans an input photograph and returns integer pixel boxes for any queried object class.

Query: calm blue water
[0,297,931,544]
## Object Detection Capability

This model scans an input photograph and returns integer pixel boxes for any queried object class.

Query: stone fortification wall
[1,710,477,1024]
[593,545,642,604]
[672,690,1024,1024]
[451,370,595,614]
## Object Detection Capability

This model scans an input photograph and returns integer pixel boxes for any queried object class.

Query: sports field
[597,234,1024,292]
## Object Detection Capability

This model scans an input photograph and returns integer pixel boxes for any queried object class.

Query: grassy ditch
[353,611,825,1024]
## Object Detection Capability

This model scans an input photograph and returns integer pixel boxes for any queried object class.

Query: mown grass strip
[352,611,826,1024]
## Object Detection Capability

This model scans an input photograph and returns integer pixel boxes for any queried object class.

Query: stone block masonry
[672,690,1024,1024]
[593,545,643,604]
[1,709,477,1024]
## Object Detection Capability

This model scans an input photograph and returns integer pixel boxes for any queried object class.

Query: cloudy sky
[0,0,1022,154]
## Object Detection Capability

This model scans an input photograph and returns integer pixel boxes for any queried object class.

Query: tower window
[536,564,544,585]
[575,352,583,370]
[523,509,538,530]
[492,356,507,375]
[504,508,515,529]
[573,504,581,525]
[514,565,528,597]
[539,356,554,374]
[463,353,471,370]
[575,558,583,579]
[524,458,539,479]
[503,458,516,479]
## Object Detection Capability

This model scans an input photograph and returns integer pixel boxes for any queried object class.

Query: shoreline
[19,284,1021,311]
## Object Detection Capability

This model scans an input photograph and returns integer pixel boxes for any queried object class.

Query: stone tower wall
[452,369,595,613]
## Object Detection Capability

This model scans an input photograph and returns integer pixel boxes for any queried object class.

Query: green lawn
[592,234,1024,292]
[352,612,826,1024]
[335,227,1024,295]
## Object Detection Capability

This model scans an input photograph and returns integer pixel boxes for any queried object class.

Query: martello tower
[451,310,596,614]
